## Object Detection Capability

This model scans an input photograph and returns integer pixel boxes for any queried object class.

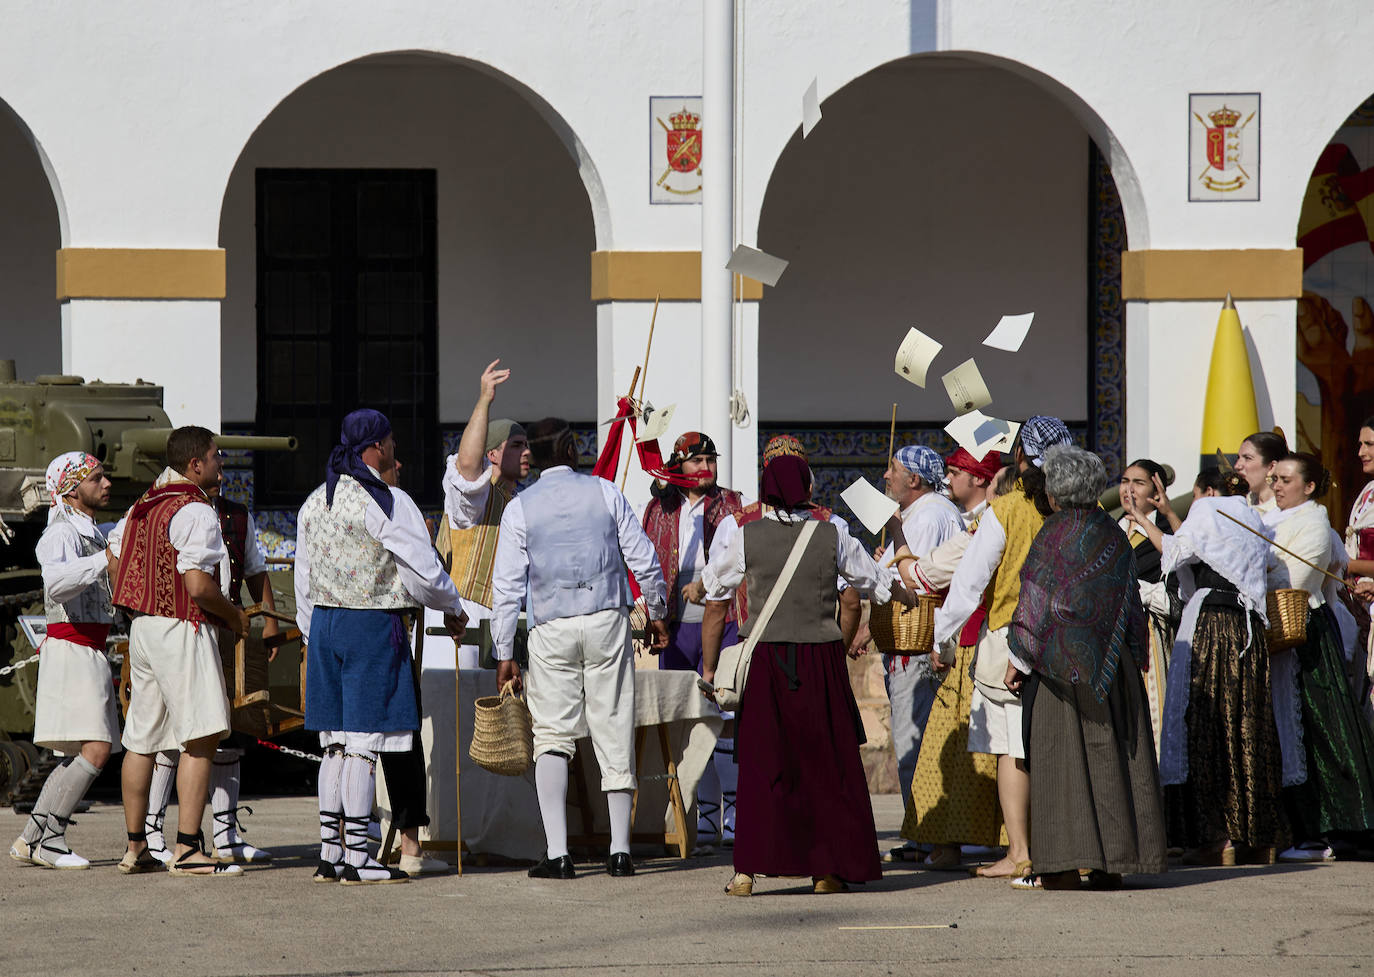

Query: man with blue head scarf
[853,443,964,858]
[296,409,468,885]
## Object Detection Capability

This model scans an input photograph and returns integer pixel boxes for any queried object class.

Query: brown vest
[737,518,841,644]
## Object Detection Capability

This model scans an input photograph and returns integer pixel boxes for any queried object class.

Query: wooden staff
[1218,510,1348,587]
[619,295,661,490]
[879,403,897,547]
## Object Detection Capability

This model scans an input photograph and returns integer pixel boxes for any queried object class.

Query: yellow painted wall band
[1121,249,1303,301]
[56,248,226,301]
[590,250,762,302]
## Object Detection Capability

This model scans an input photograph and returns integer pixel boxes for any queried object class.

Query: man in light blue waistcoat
[491,417,669,880]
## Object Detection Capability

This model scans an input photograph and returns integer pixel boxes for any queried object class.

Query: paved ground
[4,794,1374,977]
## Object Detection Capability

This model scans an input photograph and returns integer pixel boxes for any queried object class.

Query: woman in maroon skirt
[700,445,907,896]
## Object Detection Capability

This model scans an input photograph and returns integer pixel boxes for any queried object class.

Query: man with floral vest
[295,409,466,885]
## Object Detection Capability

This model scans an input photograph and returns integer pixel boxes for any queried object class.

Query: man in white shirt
[858,445,963,829]
[441,359,530,668]
[9,452,119,870]
[113,426,250,877]
[295,409,467,885]
[490,417,670,880]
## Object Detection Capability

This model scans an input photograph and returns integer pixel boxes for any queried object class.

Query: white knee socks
[317,747,345,865]
[535,753,570,859]
[607,789,633,856]
[716,738,738,840]
[341,750,397,881]
[33,756,100,867]
[145,750,178,861]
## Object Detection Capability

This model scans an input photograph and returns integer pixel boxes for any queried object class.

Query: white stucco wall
[1,0,1372,499]
[218,59,597,425]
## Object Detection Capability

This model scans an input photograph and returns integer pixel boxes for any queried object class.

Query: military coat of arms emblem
[1189,93,1260,202]
[650,96,703,203]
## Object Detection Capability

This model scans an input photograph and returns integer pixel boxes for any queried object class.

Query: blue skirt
[305,607,419,733]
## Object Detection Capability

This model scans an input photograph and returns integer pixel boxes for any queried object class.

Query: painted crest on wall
[651,96,703,203]
[1189,93,1260,201]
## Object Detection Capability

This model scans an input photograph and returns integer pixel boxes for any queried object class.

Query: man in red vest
[113,426,249,877]
[641,432,746,847]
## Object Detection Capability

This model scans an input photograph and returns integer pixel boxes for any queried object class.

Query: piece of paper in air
[983,312,1034,352]
[802,78,822,137]
[840,476,899,536]
[941,358,993,416]
[944,410,1020,457]
[726,245,789,287]
[636,402,676,443]
[893,327,943,388]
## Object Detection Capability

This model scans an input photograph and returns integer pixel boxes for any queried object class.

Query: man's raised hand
[479,359,511,404]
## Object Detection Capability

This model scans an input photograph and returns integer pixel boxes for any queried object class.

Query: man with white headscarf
[8,453,119,870]
[852,444,962,855]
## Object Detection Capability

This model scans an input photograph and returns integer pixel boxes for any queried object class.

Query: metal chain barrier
[254,738,323,763]
[0,653,39,678]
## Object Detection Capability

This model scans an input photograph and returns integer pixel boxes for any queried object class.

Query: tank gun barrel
[119,429,297,454]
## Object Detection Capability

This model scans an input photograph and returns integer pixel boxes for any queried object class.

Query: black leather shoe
[528,854,576,879]
[607,852,635,877]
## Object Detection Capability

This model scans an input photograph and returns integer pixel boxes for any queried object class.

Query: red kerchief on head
[945,447,1001,482]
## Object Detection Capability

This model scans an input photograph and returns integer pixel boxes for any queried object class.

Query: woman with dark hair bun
[1265,452,1374,861]
[1235,431,1289,513]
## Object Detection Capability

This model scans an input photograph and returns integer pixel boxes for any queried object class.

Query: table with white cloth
[376,655,722,862]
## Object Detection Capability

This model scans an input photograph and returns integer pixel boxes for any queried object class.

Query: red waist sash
[45,622,111,651]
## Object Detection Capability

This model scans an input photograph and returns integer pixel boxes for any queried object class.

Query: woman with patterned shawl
[1005,445,1166,890]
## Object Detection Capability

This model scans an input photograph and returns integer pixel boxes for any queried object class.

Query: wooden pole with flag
[619,295,661,490]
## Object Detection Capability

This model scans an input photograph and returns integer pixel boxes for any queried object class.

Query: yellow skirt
[900,644,1007,847]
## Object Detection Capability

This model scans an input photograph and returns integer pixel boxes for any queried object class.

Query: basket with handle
[468,680,533,776]
[1265,588,1309,654]
[868,593,944,654]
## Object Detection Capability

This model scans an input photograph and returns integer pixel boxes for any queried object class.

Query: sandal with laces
[166,831,244,878]
[724,872,754,897]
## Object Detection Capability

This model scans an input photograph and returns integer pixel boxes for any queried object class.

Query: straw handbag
[1265,588,1309,654]
[714,520,818,711]
[868,592,945,654]
[469,680,533,776]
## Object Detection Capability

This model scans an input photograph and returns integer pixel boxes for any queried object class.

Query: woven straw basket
[1265,588,1309,654]
[469,680,533,777]
[868,593,944,653]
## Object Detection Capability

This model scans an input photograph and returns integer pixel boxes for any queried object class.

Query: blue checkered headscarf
[894,444,947,489]
[1019,415,1072,467]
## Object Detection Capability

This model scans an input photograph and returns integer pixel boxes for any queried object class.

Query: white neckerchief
[1261,498,1313,531]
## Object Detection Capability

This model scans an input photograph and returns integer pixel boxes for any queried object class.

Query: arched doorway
[1295,94,1374,519]
[217,53,601,523]
[0,100,63,379]
[754,54,1129,515]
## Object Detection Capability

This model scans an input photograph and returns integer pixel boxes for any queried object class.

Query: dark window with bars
[254,169,439,507]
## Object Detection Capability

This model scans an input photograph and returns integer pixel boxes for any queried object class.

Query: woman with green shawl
[1004,444,1167,890]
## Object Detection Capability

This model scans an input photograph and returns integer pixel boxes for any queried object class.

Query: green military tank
[0,360,294,762]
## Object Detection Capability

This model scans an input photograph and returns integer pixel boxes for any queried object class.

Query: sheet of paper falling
[893,327,943,388]
[726,245,790,287]
[983,312,1034,352]
[945,410,1020,457]
[840,476,900,536]
[802,78,822,137]
[636,402,676,443]
[941,358,993,416]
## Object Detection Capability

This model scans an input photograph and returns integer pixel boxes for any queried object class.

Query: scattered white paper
[636,401,676,443]
[726,245,789,287]
[840,476,899,536]
[802,78,822,137]
[941,358,993,416]
[944,410,1020,458]
[983,312,1035,352]
[893,327,943,389]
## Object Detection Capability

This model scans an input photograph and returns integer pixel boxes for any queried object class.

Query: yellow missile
[1199,293,1260,470]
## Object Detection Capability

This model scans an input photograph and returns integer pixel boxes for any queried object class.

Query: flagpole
[619,296,661,491]
[880,402,897,548]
